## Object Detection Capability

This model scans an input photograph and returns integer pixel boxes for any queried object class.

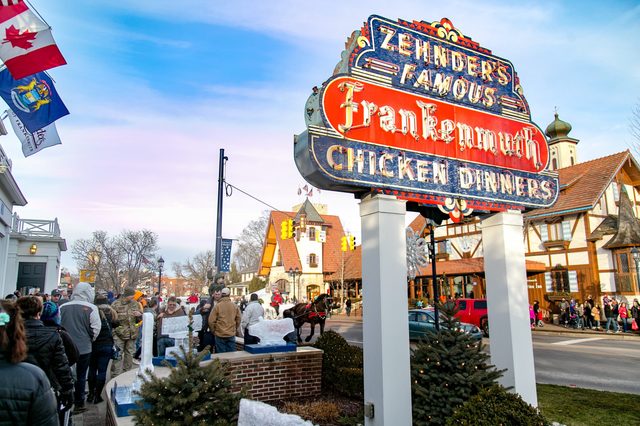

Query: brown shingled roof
[326,246,361,281]
[525,151,631,219]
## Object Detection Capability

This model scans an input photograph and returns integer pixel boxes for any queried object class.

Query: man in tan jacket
[208,287,241,353]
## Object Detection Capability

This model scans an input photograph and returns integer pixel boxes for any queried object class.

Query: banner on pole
[219,238,232,272]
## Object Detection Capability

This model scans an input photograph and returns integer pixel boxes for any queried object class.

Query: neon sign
[295,15,558,212]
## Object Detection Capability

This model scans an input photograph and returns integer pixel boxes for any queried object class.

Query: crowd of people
[0,278,272,425]
[529,295,640,333]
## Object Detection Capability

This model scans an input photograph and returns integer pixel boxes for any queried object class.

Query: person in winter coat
[17,296,75,421]
[110,287,143,376]
[604,302,620,333]
[0,300,58,426]
[40,301,79,367]
[593,304,602,330]
[209,288,241,353]
[619,302,630,333]
[156,296,186,357]
[631,299,640,332]
[240,293,264,345]
[270,290,283,316]
[198,280,224,352]
[60,282,101,412]
[87,294,118,404]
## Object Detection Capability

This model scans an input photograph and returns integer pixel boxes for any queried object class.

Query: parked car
[408,309,482,342]
[453,298,489,337]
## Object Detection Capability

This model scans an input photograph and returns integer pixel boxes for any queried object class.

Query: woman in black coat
[0,300,58,425]
[16,296,75,417]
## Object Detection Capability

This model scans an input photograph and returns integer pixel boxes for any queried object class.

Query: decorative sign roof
[295,15,558,214]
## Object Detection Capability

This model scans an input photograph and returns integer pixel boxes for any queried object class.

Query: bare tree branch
[233,211,269,272]
[173,250,216,291]
[71,229,158,294]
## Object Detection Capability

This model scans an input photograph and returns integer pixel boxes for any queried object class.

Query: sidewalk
[533,322,640,340]
[330,310,362,321]
[70,399,106,426]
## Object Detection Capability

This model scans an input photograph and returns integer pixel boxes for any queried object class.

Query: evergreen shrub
[446,385,549,426]
[411,304,503,425]
[313,330,363,398]
[132,347,243,425]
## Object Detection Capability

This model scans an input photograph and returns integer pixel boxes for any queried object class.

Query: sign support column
[481,210,538,406]
[360,193,411,425]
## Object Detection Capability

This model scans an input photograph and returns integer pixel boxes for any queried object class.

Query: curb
[533,328,640,340]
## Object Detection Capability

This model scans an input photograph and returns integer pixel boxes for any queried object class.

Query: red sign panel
[322,75,548,174]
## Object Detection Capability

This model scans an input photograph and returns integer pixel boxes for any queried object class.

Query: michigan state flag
[0,68,69,133]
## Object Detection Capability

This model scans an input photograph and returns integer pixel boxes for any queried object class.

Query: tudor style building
[408,114,640,309]
[258,199,347,302]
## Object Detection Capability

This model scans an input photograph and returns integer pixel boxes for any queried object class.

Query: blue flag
[219,239,233,273]
[0,69,69,133]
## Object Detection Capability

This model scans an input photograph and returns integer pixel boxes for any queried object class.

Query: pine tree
[411,303,503,426]
[132,346,243,425]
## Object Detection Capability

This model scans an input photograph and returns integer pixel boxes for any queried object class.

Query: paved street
[322,315,640,395]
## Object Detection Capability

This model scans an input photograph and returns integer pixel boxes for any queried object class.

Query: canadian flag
[0,2,66,79]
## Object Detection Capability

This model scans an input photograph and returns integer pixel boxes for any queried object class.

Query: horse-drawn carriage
[282,294,332,343]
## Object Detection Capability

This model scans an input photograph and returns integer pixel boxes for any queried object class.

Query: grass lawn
[538,384,640,426]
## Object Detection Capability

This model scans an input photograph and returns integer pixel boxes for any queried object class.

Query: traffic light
[280,220,288,239]
[341,236,348,251]
[286,219,294,239]
[349,235,356,250]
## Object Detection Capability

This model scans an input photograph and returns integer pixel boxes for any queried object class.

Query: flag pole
[214,149,228,273]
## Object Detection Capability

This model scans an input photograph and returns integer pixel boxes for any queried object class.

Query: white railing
[12,214,60,237]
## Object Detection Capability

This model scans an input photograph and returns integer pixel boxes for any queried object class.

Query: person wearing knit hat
[41,301,60,325]
[41,301,79,368]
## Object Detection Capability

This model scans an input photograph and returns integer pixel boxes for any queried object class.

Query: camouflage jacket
[111,298,142,340]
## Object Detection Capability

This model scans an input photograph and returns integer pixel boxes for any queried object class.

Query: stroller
[567,313,583,329]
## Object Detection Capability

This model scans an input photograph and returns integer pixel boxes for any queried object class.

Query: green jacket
[111,298,142,340]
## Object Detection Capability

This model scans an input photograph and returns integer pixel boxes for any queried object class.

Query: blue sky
[2,0,639,273]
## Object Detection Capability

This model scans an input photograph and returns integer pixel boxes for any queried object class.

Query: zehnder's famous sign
[295,15,558,215]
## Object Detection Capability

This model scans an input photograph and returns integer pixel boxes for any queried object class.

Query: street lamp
[631,247,640,292]
[288,267,301,302]
[157,256,165,296]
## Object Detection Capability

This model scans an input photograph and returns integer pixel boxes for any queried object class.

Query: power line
[224,181,297,218]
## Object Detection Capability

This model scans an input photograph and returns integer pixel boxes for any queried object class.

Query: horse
[283,294,332,343]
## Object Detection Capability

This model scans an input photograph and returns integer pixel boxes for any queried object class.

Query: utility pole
[429,223,440,331]
[215,149,228,272]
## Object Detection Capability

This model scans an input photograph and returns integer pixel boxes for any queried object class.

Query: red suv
[454,299,489,337]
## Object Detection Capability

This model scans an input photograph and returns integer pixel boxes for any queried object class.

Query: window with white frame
[308,253,318,267]
[540,221,572,242]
